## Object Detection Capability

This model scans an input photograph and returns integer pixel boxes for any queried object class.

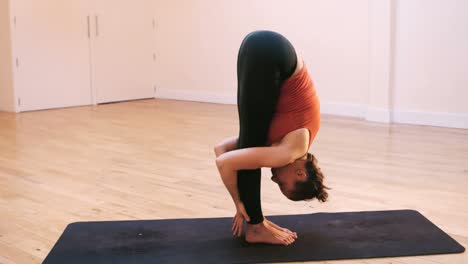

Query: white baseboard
[366,107,391,123]
[156,88,236,105]
[319,102,367,118]
[393,110,468,129]
[155,88,468,129]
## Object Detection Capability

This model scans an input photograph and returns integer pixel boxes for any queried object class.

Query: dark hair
[289,153,330,202]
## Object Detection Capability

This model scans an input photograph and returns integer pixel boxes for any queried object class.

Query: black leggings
[236,30,297,224]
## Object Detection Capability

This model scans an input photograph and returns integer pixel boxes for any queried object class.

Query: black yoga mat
[43,210,465,264]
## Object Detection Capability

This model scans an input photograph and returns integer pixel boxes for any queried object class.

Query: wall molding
[393,110,468,129]
[366,107,391,123]
[320,102,367,118]
[156,88,467,129]
[157,88,368,119]
[156,88,236,105]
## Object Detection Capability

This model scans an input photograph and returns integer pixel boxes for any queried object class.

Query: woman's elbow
[214,144,225,158]
[215,156,225,170]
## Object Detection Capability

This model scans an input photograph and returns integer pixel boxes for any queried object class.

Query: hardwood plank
[0,99,467,264]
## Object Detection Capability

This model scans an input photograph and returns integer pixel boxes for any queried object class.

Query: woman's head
[270,153,329,202]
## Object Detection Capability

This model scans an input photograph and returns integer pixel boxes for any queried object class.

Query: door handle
[95,15,99,37]
[87,16,91,38]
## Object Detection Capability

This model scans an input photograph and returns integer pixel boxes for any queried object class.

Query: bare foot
[245,222,296,245]
[264,218,298,239]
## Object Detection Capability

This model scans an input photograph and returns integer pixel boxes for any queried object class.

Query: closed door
[90,0,155,104]
[13,0,92,111]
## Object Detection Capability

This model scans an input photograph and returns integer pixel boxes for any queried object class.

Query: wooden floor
[0,99,467,264]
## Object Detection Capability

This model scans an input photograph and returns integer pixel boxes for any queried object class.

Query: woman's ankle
[247,217,265,227]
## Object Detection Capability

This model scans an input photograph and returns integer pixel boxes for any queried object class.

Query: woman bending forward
[215,30,329,246]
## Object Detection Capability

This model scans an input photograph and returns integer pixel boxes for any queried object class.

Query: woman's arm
[215,134,307,206]
[214,129,308,206]
[216,158,243,206]
[214,136,240,205]
[216,129,308,171]
[216,144,300,171]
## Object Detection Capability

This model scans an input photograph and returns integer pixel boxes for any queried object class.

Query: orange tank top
[267,62,320,148]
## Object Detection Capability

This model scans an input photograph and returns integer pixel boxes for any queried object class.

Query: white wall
[392,0,468,128]
[154,0,370,111]
[154,0,468,129]
[0,0,15,112]
[2,0,466,128]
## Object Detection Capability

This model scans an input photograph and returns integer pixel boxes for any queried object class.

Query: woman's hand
[232,202,250,237]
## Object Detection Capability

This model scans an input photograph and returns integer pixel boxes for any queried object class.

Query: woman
[215,30,329,246]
